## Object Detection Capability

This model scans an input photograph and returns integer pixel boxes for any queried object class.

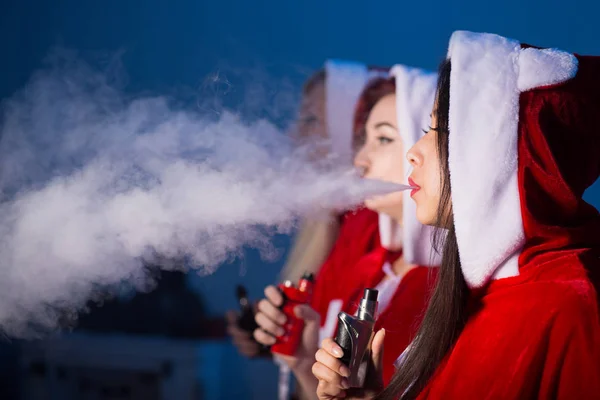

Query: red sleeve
[310,245,337,324]
[311,208,379,326]
[541,288,600,399]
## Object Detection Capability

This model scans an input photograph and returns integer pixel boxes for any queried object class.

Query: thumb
[294,304,320,325]
[371,328,386,377]
[225,310,239,324]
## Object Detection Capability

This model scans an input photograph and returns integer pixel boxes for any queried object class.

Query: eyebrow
[374,122,397,130]
[300,115,317,124]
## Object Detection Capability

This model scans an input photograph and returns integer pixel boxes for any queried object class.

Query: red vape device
[270,272,315,356]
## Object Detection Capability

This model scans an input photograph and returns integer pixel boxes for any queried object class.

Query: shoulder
[498,277,598,330]
[546,280,599,332]
[529,278,596,311]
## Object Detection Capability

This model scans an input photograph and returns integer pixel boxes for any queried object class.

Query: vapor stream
[0,53,406,337]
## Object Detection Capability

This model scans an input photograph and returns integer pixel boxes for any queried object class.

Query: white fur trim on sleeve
[378,65,440,266]
[446,31,579,288]
[325,60,370,163]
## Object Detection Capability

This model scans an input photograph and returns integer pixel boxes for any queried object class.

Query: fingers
[294,304,320,323]
[312,342,350,393]
[315,348,351,379]
[371,329,386,376]
[232,335,261,357]
[312,360,349,389]
[255,289,287,338]
[225,310,239,324]
[255,308,285,337]
[316,380,346,399]
[256,297,287,326]
[226,311,252,340]
[264,285,284,307]
[226,321,247,338]
[253,327,277,346]
[321,338,345,358]
[225,310,261,357]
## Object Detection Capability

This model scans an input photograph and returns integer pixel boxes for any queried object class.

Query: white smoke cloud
[0,51,405,337]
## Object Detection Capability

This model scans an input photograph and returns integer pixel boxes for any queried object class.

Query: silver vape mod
[334,288,379,388]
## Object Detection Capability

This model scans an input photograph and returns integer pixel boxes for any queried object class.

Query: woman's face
[354,94,405,220]
[406,109,443,226]
[297,82,326,141]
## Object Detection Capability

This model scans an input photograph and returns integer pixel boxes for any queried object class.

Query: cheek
[364,192,403,214]
[415,201,437,226]
[364,151,404,183]
[418,167,442,226]
[413,191,439,226]
[423,162,441,199]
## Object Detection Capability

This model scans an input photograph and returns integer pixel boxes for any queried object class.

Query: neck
[391,254,415,279]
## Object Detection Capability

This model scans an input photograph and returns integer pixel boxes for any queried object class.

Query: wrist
[292,364,318,399]
[290,355,314,375]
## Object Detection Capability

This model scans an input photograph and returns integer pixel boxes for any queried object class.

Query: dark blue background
[2,1,600,398]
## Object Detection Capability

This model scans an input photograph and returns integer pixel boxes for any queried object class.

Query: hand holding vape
[334,288,379,388]
[270,273,315,356]
[236,285,259,332]
[235,285,271,357]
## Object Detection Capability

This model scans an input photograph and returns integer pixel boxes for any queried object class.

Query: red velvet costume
[414,31,600,399]
[347,250,437,385]
[311,207,380,336]
[312,65,440,385]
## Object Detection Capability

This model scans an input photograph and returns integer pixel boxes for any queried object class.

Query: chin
[364,199,381,213]
[365,203,397,218]
[365,195,402,214]
[416,208,436,227]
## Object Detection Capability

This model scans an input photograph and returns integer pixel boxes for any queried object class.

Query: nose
[406,143,422,168]
[353,146,371,175]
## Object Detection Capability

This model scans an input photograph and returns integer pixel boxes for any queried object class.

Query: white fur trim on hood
[447,31,578,288]
[325,60,387,163]
[377,65,440,267]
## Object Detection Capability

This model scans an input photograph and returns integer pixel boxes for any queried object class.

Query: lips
[408,177,421,197]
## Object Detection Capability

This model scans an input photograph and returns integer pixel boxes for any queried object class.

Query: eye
[301,116,318,127]
[422,125,440,134]
[377,136,394,145]
[422,125,434,134]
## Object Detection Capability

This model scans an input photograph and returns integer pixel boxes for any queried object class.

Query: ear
[517,48,578,92]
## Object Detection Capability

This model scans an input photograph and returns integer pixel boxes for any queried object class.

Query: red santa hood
[378,65,441,267]
[446,31,600,288]
[325,60,387,163]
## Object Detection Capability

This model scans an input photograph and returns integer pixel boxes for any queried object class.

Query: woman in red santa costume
[313,30,600,400]
[226,61,384,362]
[313,66,440,387]
[229,60,387,400]
[254,64,440,398]
[281,59,390,286]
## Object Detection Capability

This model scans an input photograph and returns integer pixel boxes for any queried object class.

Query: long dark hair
[376,59,469,399]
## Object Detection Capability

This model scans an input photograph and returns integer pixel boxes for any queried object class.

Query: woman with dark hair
[255,65,440,398]
[312,31,600,400]
[312,68,439,388]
